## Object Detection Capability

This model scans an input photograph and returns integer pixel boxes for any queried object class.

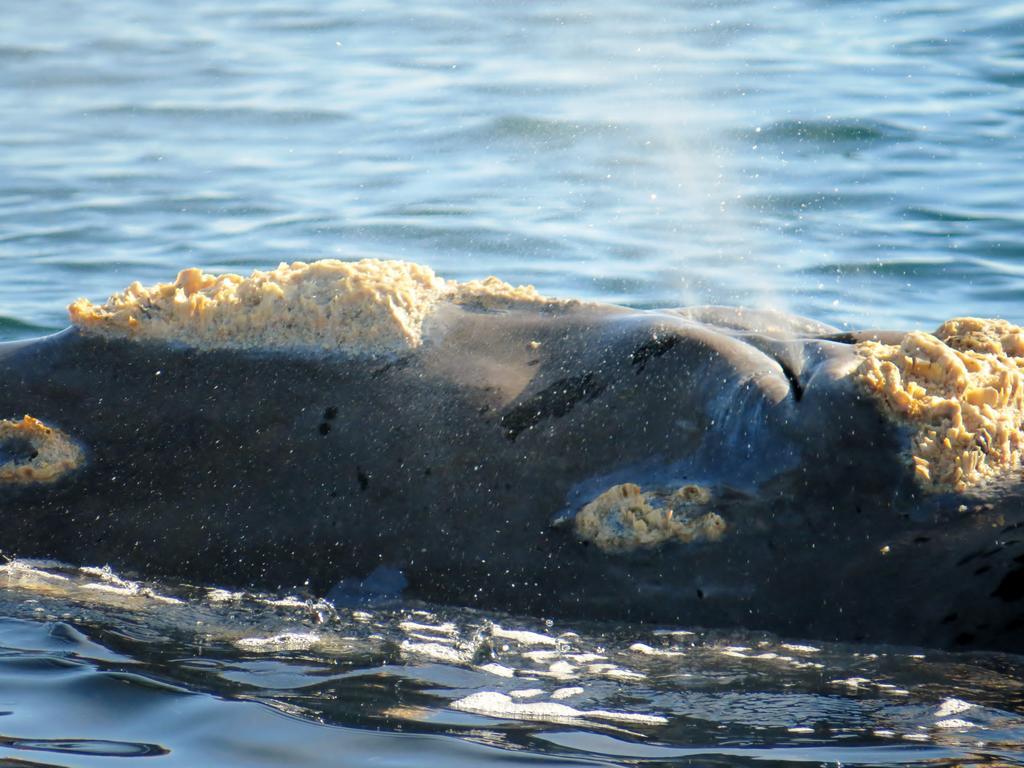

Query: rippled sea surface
[2,0,1024,765]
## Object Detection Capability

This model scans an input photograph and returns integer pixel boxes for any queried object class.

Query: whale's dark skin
[1,300,1023,653]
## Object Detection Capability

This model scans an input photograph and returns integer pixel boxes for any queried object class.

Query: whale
[1,258,1023,653]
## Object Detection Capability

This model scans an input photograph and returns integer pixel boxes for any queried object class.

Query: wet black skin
[1,301,1022,652]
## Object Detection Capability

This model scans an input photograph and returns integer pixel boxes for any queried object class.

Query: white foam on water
[233,632,320,652]
[450,691,667,726]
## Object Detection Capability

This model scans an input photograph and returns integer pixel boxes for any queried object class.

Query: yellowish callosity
[856,317,1024,493]
[574,482,724,552]
[69,259,556,354]
[454,276,546,309]
[0,416,84,484]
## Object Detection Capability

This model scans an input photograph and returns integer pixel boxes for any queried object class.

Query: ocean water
[1,0,1023,765]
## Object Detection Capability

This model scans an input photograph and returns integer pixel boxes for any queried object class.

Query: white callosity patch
[856,317,1024,492]
[574,482,725,552]
[0,416,83,485]
[69,259,559,355]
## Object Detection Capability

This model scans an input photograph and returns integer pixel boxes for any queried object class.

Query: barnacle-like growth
[856,317,1024,493]
[69,259,559,355]
[575,482,724,552]
[0,416,83,484]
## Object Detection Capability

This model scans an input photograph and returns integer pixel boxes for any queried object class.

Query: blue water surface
[3,0,1023,335]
